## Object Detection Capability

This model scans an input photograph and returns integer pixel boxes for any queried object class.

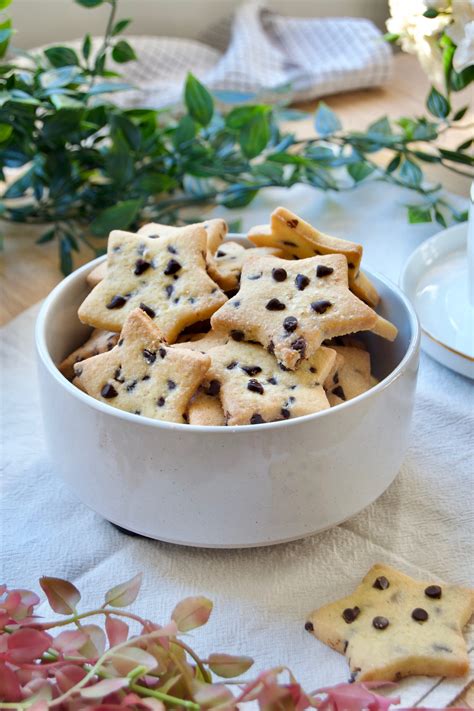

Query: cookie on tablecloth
[74,308,210,423]
[78,225,227,341]
[59,329,119,380]
[211,253,379,370]
[305,563,474,682]
[203,340,336,425]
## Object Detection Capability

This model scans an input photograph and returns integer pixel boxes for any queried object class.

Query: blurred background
[11,1,390,48]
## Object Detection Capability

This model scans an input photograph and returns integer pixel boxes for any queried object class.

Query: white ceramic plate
[400,223,474,379]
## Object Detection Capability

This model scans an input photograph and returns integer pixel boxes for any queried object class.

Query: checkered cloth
[48,1,392,108]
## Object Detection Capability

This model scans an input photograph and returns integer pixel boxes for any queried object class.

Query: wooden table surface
[1,52,473,707]
[0,53,471,327]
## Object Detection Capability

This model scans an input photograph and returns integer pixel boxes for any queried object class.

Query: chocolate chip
[157,397,166,407]
[143,349,156,364]
[286,219,299,228]
[231,330,245,341]
[101,383,118,399]
[164,258,181,275]
[316,265,334,277]
[267,340,275,355]
[134,258,151,276]
[332,385,346,400]
[412,608,428,622]
[295,274,310,291]
[126,380,137,392]
[287,396,295,404]
[266,298,286,311]
[167,245,177,254]
[333,372,339,384]
[226,361,237,370]
[114,367,124,383]
[304,621,314,632]
[267,377,277,384]
[134,409,141,415]
[106,295,128,309]
[250,413,265,424]
[291,337,306,356]
[342,607,360,624]
[216,250,226,258]
[247,379,264,394]
[373,616,389,630]
[309,367,316,373]
[159,347,166,359]
[373,576,390,590]
[231,300,241,309]
[272,267,287,282]
[140,303,156,319]
[349,669,361,684]
[167,379,176,390]
[280,408,290,419]
[348,262,355,269]
[165,284,174,298]
[283,316,298,333]
[142,374,150,381]
[311,300,332,314]
[118,338,124,346]
[425,585,442,599]
[279,363,290,371]
[433,643,452,653]
[207,379,221,396]
[343,641,349,653]
[247,272,262,280]
[241,365,262,376]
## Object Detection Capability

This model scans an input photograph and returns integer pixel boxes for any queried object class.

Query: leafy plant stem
[129,682,200,709]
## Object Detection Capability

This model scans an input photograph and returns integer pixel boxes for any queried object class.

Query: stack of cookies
[60,208,398,426]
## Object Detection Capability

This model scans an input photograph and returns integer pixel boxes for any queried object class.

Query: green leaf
[439,148,474,166]
[400,158,423,186]
[367,116,392,136]
[40,66,81,90]
[457,138,472,151]
[411,149,440,164]
[449,65,474,92]
[0,0,12,9]
[90,199,142,236]
[423,7,438,17]
[207,654,254,678]
[407,205,432,224]
[386,154,401,173]
[113,114,140,150]
[0,18,12,59]
[453,106,468,122]
[267,152,307,165]
[36,228,56,245]
[0,123,12,142]
[44,46,80,68]
[239,112,270,159]
[315,102,342,136]
[82,33,92,61]
[434,209,447,228]
[225,105,269,130]
[383,32,400,42]
[42,108,83,141]
[426,87,450,118]
[173,114,196,148]
[252,161,284,182]
[184,73,214,127]
[347,161,375,182]
[112,18,131,36]
[75,0,103,6]
[220,185,258,208]
[136,173,177,193]
[87,81,131,95]
[112,40,137,63]
[171,596,213,632]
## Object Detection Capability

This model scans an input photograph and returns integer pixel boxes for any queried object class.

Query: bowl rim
[399,222,473,363]
[36,237,420,434]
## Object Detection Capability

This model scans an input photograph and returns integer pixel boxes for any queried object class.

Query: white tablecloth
[1,182,473,708]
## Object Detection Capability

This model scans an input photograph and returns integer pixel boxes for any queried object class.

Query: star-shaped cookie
[248,207,380,308]
[324,345,372,402]
[59,329,118,380]
[73,308,210,423]
[207,241,284,291]
[201,340,336,425]
[211,252,379,370]
[306,563,474,682]
[78,225,227,342]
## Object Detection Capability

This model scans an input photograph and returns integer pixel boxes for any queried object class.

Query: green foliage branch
[0,0,472,273]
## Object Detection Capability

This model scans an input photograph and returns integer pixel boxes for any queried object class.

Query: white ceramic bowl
[36,236,420,548]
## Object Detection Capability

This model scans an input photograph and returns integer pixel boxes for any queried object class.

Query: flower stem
[130,682,200,709]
